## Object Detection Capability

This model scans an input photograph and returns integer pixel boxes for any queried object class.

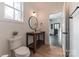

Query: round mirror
[28,16,38,31]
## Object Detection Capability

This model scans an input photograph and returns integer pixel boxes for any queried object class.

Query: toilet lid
[14,46,30,55]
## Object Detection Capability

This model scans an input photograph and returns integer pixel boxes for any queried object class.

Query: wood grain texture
[31,45,64,57]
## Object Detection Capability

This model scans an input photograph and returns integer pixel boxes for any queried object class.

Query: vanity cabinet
[26,31,45,53]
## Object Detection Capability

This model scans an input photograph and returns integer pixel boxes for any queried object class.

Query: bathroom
[0,1,79,57]
[0,2,64,57]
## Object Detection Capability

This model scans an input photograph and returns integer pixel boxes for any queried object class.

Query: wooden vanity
[26,31,45,53]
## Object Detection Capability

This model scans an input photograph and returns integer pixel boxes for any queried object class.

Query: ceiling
[24,2,64,14]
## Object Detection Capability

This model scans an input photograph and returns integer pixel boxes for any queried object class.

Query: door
[54,23,60,35]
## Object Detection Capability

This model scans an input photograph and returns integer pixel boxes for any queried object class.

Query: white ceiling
[24,2,64,14]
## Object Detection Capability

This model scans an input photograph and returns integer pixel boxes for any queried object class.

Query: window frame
[3,2,23,22]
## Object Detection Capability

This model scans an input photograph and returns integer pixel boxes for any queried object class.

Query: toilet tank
[8,35,23,50]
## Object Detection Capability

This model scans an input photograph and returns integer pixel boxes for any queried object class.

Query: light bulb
[32,11,36,16]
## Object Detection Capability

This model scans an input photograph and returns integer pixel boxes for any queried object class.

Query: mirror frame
[28,16,38,31]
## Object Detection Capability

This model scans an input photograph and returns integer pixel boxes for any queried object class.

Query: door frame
[63,3,70,57]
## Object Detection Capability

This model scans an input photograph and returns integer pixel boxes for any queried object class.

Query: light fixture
[32,11,37,16]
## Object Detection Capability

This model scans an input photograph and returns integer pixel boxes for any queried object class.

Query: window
[4,2,13,7]
[4,2,23,22]
[4,6,14,19]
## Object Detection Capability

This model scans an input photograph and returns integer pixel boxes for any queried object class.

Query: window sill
[0,18,24,24]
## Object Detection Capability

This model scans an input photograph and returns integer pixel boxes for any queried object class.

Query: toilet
[8,35,30,57]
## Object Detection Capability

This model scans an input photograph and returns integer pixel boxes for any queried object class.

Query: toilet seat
[14,46,30,57]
